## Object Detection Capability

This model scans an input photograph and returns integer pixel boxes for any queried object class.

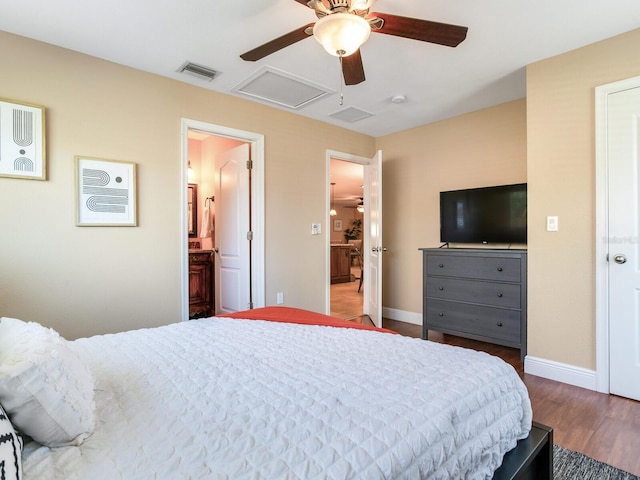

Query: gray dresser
[420,248,527,360]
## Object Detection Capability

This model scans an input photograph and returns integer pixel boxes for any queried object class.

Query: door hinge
[247,230,253,241]
[246,160,253,170]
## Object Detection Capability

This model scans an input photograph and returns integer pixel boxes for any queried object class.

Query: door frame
[325,149,377,318]
[180,118,265,321]
[594,74,640,393]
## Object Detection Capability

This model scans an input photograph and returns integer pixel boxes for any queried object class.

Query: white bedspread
[22,317,531,479]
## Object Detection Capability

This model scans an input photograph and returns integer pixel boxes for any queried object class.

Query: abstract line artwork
[76,157,137,226]
[0,98,46,180]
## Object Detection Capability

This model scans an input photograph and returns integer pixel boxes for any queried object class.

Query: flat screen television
[440,183,527,244]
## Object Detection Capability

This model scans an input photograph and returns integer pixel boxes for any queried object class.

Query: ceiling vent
[329,106,374,123]
[178,61,220,82]
[233,66,333,109]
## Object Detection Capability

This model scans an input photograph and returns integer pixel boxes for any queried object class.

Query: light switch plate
[311,223,321,235]
[546,216,558,232]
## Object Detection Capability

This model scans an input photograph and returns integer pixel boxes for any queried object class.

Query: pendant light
[330,182,337,216]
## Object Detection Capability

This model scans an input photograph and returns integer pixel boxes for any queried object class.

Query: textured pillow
[0,317,95,447]
[0,402,22,480]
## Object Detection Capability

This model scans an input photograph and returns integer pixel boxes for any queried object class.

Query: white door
[607,85,640,401]
[214,143,251,314]
[365,150,383,328]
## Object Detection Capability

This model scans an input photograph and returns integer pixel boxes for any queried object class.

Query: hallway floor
[330,265,363,320]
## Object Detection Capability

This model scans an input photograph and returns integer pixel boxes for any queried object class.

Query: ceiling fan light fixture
[313,13,371,57]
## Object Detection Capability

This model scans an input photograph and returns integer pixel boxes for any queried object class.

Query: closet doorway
[180,119,265,321]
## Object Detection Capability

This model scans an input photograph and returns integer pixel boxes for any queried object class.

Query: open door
[364,150,383,328]
[214,143,252,314]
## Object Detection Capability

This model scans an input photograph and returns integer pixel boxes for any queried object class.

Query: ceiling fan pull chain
[338,50,345,106]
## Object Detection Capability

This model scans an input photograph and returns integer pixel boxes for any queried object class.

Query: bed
[0,307,536,479]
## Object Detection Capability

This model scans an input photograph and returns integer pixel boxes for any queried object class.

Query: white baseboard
[524,356,597,391]
[382,307,422,325]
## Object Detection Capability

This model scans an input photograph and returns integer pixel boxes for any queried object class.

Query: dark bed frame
[493,422,553,480]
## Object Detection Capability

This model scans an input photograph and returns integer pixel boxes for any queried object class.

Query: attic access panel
[233,66,333,109]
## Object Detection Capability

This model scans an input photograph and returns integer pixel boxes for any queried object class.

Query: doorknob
[371,247,388,252]
[613,253,627,264]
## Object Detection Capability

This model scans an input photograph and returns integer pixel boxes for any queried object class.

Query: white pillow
[0,317,95,447]
[0,402,22,480]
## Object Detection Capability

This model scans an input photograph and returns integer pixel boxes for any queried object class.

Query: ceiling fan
[344,197,365,212]
[240,0,468,86]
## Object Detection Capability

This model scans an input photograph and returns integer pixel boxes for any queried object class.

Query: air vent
[178,61,220,82]
[233,66,333,109]
[329,106,374,123]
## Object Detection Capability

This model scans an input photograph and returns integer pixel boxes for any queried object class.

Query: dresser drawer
[426,277,521,308]
[426,299,520,343]
[426,254,521,282]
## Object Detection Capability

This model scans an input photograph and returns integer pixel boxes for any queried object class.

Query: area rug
[554,445,639,480]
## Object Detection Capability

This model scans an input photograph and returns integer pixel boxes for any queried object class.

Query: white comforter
[23,317,531,479]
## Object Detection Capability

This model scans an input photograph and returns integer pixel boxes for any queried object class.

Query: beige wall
[376,99,528,315]
[526,28,640,370]
[0,31,374,339]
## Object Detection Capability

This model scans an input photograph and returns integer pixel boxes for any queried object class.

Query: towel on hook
[200,204,212,239]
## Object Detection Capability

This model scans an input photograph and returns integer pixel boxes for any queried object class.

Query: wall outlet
[276,292,284,304]
[546,216,558,232]
[311,223,321,235]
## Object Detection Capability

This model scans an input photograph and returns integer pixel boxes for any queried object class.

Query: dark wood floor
[382,318,640,477]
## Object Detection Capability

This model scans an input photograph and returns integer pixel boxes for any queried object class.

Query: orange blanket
[217,306,396,334]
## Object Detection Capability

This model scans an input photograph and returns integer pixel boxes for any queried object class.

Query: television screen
[440,183,527,244]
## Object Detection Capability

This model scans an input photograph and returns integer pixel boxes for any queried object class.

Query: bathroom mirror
[188,183,197,237]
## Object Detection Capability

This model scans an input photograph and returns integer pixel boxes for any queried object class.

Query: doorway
[329,158,365,321]
[327,150,383,327]
[595,75,640,401]
[180,119,265,320]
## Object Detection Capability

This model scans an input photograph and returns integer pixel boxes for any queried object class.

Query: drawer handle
[438,312,445,317]
[497,292,503,297]
[439,286,444,291]
[497,266,503,272]
[497,322,503,327]
[439,263,444,268]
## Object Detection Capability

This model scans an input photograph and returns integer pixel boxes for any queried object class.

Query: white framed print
[75,156,137,226]
[0,98,46,180]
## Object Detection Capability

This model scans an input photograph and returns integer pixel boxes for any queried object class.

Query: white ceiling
[1,1,639,138]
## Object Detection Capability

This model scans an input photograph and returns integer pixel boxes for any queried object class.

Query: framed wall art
[75,156,137,226]
[333,219,343,232]
[0,98,46,180]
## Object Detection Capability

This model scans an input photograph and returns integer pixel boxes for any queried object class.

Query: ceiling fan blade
[370,12,468,47]
[240,24,315,61]
[292,0,310,6]
[342,50,365,85]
